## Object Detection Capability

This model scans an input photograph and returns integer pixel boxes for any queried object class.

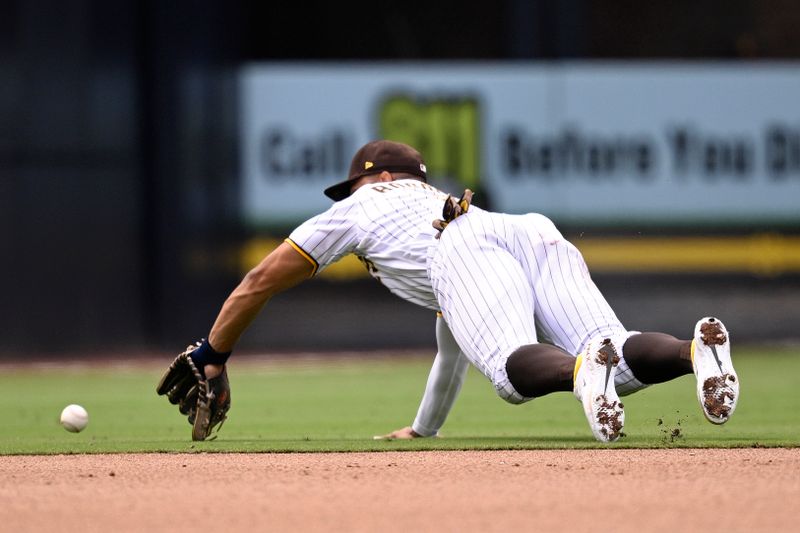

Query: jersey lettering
[372,180,441,194]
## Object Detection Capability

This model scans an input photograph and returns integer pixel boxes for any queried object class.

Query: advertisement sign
[240,63,800,228]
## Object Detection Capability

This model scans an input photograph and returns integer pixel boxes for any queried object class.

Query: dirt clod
[703,376,735,419]
[597,397,624,439]
[700,321,727,345]
[596,340,620,366]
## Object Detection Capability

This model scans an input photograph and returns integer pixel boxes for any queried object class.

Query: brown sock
[505,344,576,397]
[622,332,693,385]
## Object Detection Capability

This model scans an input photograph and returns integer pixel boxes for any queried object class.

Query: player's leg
[611,318,739,423]
[505,213,738,426]
[513,213,629,356]
[433,212,627,441]
[509,213,632,441]
[430,214,575,404]
[430,236,538,402]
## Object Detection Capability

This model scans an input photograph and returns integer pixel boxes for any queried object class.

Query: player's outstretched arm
[209,241,315,354]
[375,317,468,439]
[157,241,314,440]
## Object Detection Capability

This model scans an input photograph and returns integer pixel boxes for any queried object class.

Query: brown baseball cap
[323,140,428,201]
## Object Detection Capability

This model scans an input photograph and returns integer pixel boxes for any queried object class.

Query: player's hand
[156,342,231,441]
[203,363,224,379]
[373,426,426,440]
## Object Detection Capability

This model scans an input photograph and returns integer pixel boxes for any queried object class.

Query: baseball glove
[156,342,231,441]
[433,189,473,237]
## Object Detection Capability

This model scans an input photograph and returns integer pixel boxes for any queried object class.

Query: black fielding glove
[156,340,231,441]
[433,189,473,237]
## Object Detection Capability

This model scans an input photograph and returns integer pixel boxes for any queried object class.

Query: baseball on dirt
[60,404,89,433]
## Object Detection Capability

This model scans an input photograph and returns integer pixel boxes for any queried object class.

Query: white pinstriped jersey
[288,179,451,310]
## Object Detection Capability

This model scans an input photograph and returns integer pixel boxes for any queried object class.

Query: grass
[2,347,799,454]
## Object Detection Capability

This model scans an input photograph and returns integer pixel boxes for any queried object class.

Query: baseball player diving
[157,140,740,443]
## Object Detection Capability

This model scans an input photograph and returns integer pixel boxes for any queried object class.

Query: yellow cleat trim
[573,355,583,384]
[690,339,696,365]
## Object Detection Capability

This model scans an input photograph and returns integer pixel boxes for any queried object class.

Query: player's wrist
[410,422,437,438]
[190,339,232,369]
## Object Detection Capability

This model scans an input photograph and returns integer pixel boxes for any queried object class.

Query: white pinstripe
[289,180,647,400]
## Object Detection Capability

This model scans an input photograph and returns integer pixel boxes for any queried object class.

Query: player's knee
[493,352,535,405]
[495,384,532,405]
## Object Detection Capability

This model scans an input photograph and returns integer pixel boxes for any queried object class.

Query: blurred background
[2,0,799,357]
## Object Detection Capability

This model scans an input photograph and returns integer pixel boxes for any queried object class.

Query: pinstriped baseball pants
[428,211,645,403]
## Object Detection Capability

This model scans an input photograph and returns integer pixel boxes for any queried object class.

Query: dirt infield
[2,449,797,532]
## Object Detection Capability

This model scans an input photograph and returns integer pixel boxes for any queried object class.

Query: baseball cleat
[691,317,739,424]
[573,338,625,442]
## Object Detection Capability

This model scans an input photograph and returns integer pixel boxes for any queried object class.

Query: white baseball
[60,404,89,433]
